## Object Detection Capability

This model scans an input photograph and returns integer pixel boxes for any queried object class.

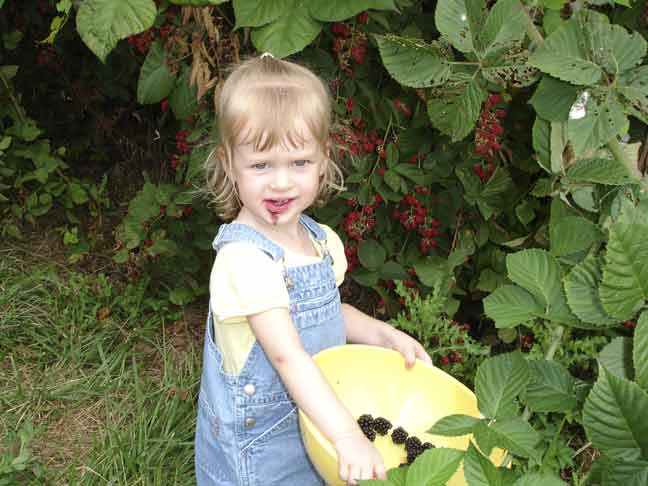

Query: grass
[0,246,203,485]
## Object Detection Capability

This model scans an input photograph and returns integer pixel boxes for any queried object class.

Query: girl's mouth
[264,198,295,215]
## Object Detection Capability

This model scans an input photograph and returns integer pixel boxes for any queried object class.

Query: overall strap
[299,214,326,241]
[211,222,285,262]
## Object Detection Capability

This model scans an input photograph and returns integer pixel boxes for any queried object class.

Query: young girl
[195,54,432,486]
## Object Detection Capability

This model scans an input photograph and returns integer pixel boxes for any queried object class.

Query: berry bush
[3,0,648,484]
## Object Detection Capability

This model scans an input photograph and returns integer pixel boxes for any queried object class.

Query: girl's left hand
[381,325,432,369]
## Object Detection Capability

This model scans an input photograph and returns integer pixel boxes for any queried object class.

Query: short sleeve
[210,243,289,322]
[321,225,348,287]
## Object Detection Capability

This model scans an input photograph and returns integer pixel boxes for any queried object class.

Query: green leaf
[67,182,89,205]
[309,0,396,22]
[564,258,617,326]
[475,351,530,419]
[587,22,646,75]
[251,2,322,59]
[137,41,176,104]
[513,473,566,486]
[567,96,627,156]
[233,0,293,28]
[601,459,648,485]
[169,67,198,120]
[600,220,648,320]
[526,360,578,413]
[506,249,576,324]
[635,312,648,391]
[528,19,603,86]
[374,34,453,88]
[619,66,648,125]
[599,337,634,381]
[168,287,194,305]
[583,367,648,461]
[76,0,156,63]
[463,442,502,486]
[483,285,544,328]
[478,0,527,57]
[358,239,386,270]
[387,466,408,485]
[529,76,579,122]
[427,76,487,141]
[169,0,227,4]
[532,117,552,173]
[550,215,601,256]
[427,415,480,436]
[378,261,409,280]
[435,0,473,53]
[489,418,542,462]
[405,448,464,486]
[383,169,401,192]
[566,157,639,185]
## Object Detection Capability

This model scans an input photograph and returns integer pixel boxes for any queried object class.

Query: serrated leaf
[476,352,530,419]
[530,76,580,122]
[168,287,194,305]
[489,418,542,462]
[435,0,473,53]
[233,0,293,28]
[169,67,198,120]
[599,337,634,381]
[550,215,601,256]
[568,96,627,156]
[526,360,578,413]
[308,0,395,21]
[358,239,386,269]
[137,41,176,104]
[564,258,617,326]
[583,367,648,461]
[250,3,322,59]
[464,442,502,486]
[481,57,541,88]
[635,312,648,391]
[405,448,464,486]
[478,0,527,57]
[600,221,648,320]
[374,34,453,88]
[513,473,566,486]
[587,22,646,75]
[528,19,603,85]
[532,117,552,173]
[77,0,156,63]
[619,66,648,125]
[506,249,575,324]
[483,285,544,328]
[566,157,638,185]
[170,0,227,4]
[427,415,480,436]
[427,76,487,141]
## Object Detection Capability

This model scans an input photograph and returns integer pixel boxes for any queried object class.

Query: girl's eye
[251,162,268,170]
[294,159,311,167]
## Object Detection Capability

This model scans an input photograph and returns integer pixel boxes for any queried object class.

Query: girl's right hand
[333,429,387,485]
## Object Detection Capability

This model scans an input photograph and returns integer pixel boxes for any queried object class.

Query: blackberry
[407,450,421,464]
[391,426,408,444]
[372,417,392,435]
[405,436,422,454]
[357,414,375,440]
[422,442,435,450]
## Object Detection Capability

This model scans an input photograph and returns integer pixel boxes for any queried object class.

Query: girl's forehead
[235,120,322,152]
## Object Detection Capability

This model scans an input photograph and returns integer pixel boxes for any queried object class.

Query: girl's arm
[341,303,433,368]
[248,307,386,483]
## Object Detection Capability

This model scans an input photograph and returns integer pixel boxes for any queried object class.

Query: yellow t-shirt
[209,224,347,375]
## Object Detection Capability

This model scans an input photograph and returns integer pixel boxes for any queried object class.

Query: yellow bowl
[298,344,505,486]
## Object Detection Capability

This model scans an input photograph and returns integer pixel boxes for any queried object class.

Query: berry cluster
[356,415,435,465]
[127,29,155,55]
[330,12,370,76]
[344,244,359,272]
[342,196,381,241]
[169,130,190,170]
[391,195,441,254]
[332,121,383,157]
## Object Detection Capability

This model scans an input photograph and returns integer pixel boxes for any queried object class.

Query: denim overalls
[195,214,346,486]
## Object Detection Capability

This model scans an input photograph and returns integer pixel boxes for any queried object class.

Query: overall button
[243,383,256,396]
[244,417,256,428]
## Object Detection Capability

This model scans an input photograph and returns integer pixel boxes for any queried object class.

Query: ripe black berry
[365,428,376,441]
[391,426,408,444]
[405,436,422,454]
[372,417,392,435]
[357,414,375,440]
[422,442,435,450]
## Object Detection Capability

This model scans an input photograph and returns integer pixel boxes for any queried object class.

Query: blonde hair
[204,55,344,220]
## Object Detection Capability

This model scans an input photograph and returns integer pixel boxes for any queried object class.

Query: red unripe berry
[496,109,506,119]
[439,356,450,366]
[377,167,386,176]
[489,93,501,104]
[144,239,153,247]
[356,11,369,24]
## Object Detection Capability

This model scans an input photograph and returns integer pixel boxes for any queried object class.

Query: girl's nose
[270,168,293,190]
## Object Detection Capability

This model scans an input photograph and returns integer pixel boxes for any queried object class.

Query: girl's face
[230,125,326,232]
